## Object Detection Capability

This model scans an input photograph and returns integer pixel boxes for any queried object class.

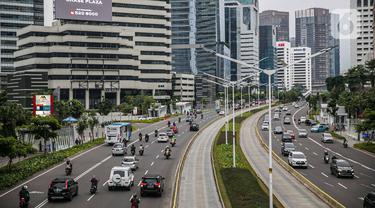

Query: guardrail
[255,111,345,208]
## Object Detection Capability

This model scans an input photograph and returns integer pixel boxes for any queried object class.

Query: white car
[282,107,288,111]
[273,113,280,120]
[261,122,269,131]
[300,116,307,123]
[288,151,308,168]
[298,129,308,138]
[108,166,134,190]
[121,156,139,170]
[219,111,225,116]
[321,133,334,143]
[112,143,126,156]
[157,132,169,143]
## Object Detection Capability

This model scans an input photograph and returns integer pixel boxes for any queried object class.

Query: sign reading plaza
[55,0,112,22]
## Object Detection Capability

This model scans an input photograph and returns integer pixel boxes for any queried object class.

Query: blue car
[310,124,328,133]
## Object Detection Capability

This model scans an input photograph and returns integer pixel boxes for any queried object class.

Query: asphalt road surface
[258,103,375,208]
[0,111,218,208]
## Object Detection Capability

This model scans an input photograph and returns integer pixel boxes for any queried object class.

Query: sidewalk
[336,131,365,148]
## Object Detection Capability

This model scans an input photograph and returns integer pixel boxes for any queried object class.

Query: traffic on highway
[0,111,218,208]
[258,102,375,208]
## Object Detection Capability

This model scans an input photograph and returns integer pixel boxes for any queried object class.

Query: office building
[330,13,341,77]
[276,41,291,90]
[8,0,172,109]
[296,8,331,90]
[259,25,277,85]
[260,10,289,41]
[172,72,195,102]
[290,47,312,91]
[350,0,374,66]
[224,0,259,84]
[0,0,44,74]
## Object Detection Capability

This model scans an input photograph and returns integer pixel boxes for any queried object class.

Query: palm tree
[87,113,99,140]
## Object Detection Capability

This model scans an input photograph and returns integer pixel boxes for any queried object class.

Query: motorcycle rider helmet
[66,159,70,164]
[22,185,28,190]
[133,193,137,198]
[324,150,328,154]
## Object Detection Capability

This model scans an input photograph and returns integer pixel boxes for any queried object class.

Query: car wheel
[66,193,72,201]
[108,186,112,191]
[112,153,115,156]
[48,196,52,202]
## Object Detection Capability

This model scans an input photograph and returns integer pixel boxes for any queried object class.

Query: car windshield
[337,161,350,167]
[299,129,307,133]
[159,133,166,136]
[283,134,291,138]
[143,178,157,184]
[262,122,268,125]
[276,127,282,130]
[51,182,66,188]
[293,154,305,159]
[113,170,126,177]
[285,118,290,121]
[284,143,294,148]
[113,144,122,148]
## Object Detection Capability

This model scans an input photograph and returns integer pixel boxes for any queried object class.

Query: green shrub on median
[354,142,375,154]
[0,137,104,191]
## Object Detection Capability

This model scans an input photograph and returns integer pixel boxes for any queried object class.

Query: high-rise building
[295,8,331,90]
[260,10,289,41]
[7,0,172,109]
[290,47,312,91]
[276,42,291,90]
[0,0,44,74]
[224,0,259,84]
[172,72,195,102]
[330,13,341,77]
[171,0,197,74]
[350,0,374,66]
[259,25,277,85]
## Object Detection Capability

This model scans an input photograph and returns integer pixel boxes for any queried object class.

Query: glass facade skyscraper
[259,25,277,85]
[260,10,289,42]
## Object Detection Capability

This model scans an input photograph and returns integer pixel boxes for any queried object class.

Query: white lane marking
[102,180,108,186]
[371,184,375,187]
[305,147,310,151]
[292,105,375,173]
[0,143,105,198]
[156,155,159,159]
[354,175,360,179]
[338,183,348,189]
[144,170,149,175]
[324,182,334,187]
[29,191,44,194]
[358,197,364,201]
[145,145,149,148]
[138,181,142,186]
[150,162,154,166]
[313,152,318,156]
[161,149,163,153]
[361,184,372,189]
[308,164,315,169]
[87,194,95,202]
[321,172,329,178]
[359,172,372,178]
[34,199,47,208]
[151,140,156,144]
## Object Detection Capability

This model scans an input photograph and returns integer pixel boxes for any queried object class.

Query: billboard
[33,95,54,116]
[55,0,112,22]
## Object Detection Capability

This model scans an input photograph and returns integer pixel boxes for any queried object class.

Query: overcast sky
[259,0,352,72]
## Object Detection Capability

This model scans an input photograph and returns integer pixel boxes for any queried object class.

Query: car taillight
[155,182,161,187]
[65,180,68,189]
[140,182,147,187]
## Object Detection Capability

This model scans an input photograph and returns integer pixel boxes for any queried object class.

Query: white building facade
[172,73,195,102]
[276,41,291,90]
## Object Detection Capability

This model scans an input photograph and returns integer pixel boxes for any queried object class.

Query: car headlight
[337,168,343,172]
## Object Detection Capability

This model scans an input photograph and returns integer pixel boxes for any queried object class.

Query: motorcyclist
[323,150,330,163]
[343,138,348,148]
[66,159,72,171]
[131,144,136,155]
[164,146,171,156]
[154,129,158,137]
[331,154,337,162]
[167,120,171,127]
[19,185,30,207]
[201,114,203,119]
[178,117,181,123]
[173,122,176,126]
[145,134,149,142]
[170,135,176,145]
[138,132,142,141]
[130,194,140,208]
[90,175,98,191]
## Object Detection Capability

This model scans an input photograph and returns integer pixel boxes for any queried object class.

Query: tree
[87,113,99,140]
[55,99,85,121]
[0,102,31,137]
[119,102,134,114]
[356,109,375,142]
[327,99,339,128]
[29,116,61,154]
[97,99,113,116]
[365,59,375,87]
[76,115,88,141]
[0,137,29,169]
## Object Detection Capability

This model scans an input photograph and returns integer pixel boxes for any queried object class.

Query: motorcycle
[154,130,158,137]
[145,135,149,142]
[201,114,203,119]
[139,148,144,156]
[164,150,171,159]
[170,140,176,147]
[131,149,136,156]
[139,135,142,142]
[343,140,348,148]
[65,166,72,176]
[90,184,97,194]
[324,155,330,164]
[19,197,28,208]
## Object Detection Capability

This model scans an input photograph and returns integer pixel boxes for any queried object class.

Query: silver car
[321,133,334,143]
[298,129,308,138]
[121,156,139,170]
[112,143,126,156]
[288,151,308,168]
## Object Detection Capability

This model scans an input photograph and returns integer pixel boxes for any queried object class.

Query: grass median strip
[354,142,375,155]
[0,138,104,191]
[213,108,276,208]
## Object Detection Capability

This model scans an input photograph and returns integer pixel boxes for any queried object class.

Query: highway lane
[0,112,218,208]
[258,103,375,208]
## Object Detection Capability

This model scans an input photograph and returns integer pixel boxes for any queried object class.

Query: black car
[281,142,295,156]
[364,192,375,208]
[48,177,78,201]
[186,116,193,122]
[190,123,199,131]
[281,133,292,143]
[305,119,317,126]
[330,159,354,178]
[140,174,165,196]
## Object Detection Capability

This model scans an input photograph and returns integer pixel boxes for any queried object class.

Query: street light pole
[225,85,228,145]
[240,85,243,117]
[232,84,236,168]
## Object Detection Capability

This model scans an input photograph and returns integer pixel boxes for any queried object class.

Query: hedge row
[0,138,104,190]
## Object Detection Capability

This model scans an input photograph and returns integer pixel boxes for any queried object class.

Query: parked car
[282,133,293,143]
[157,133,169,143]
[330,159,354,178]
[363,192,375,208]
[166,129,174,138]
[190,123,199,131]
[288,151,308,168]
[48,177,78,201]
[112,143,126,156]
[140,174,165,197]
[283,117,291,124]
[274,126,283,134]
[108,166,134,190]
[121,156,139,170]
[321,133,334,143]
[261,122,269,131]
[286,130,295,140]
[298,129,308,138]
[281,142,296,156]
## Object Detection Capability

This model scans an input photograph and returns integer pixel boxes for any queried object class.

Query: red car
[286,130,295,140]
[171,126,178,134]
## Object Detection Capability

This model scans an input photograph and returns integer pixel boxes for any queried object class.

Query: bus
[105,122,132,145]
